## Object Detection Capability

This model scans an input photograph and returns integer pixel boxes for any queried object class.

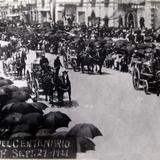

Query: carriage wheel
[132,68,140,90]
[144,80,149,94]
[33,79,39,100]
[26,71,32,91]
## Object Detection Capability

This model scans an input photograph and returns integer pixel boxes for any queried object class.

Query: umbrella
[1,85,19,93]
[2,102,43,114]
[0,88,7,96]
[6,98,25,104]
[5,79,13,85]
[10,132,32,139]
[0,112,23,127]
[11,91,31,101]
[36,128,53,138]
[30,102,48,111]
[12,124,32,134]
[77,137,95,153]
[0,80,11,87]
[0,77,4,80]
[20,113,43,128]
[19,87,33,94]
[0,85,19,99]
[52,131,68,138]
[44,111,71,130]
[67,123,102,139]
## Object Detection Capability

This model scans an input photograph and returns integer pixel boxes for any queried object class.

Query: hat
[62,70,68,74]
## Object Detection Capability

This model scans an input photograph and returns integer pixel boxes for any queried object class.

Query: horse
[41,67,55,103]
[78,50,106,74]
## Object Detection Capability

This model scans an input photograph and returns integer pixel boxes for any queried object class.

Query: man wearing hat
[40,54,49,71]
[54,56,63,77]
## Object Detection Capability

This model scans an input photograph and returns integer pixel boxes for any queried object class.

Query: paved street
[3,52,160,160]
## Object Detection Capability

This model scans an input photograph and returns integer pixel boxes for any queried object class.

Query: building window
[58,11,63,20]
[78,11,85,24]
[104,0,109,7]
[41,0,45,7]
[90,0,96,7]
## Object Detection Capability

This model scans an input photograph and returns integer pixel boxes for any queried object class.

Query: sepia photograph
[0,0,160,160]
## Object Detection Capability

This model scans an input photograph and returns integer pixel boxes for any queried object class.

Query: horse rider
[54,56,63,78]
[40,54,49,71]
[86,41,97,59]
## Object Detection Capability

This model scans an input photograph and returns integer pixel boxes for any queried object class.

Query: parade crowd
[1,18,160,78]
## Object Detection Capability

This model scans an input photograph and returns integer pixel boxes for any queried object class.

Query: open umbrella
[5,79,13,85]
[11,91,31,101]
[10,132,32,139]
[0,112,23,127]
[0,88,7,96]
[19,87,33,94]
[36,128,53,138]
[30,102,48,111]
[0,77,4,80]
[12,124,32,134]
[67,123,102,139]
[0,80,11,87]
[2,102,43,114]
[20,113,43,128]
[1,85,19,93]
[44,111,71,130]
[52,131,68,138]
[77,137,95,153]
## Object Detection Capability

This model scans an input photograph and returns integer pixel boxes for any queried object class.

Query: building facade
[35,0,51,23]
[54,0,160,29]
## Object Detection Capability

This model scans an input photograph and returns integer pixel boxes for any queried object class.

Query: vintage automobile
[132,47,160,95]
[63,43,80,71]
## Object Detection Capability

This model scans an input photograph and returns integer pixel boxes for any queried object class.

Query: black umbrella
[20,113,43,128]
[11,91,31,101]
[1,85,19,93]
[30,102,48,111]
[5,79,13,85]
[2,102,43,114]
[52,131,68,138]
[0,112,23,128]
[77,137,95,153]
[0,77,5,80]
[12,124,32,134]
[19,87,33,94]
[67,123,102,139]
[0,88,7,96]
[10,132,32,139]
[0,80,11,87]
[36,128,53,138]
[44,111,71,130]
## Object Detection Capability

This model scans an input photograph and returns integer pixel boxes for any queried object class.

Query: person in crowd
[40,54,49,71]
[54,56,63,78]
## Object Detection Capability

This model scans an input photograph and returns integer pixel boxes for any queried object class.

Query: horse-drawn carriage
[26,50,72,105]
[132,43,160,95]
[26,50,45,99]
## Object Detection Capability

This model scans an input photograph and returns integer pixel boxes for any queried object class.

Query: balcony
[118,0,145,4]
